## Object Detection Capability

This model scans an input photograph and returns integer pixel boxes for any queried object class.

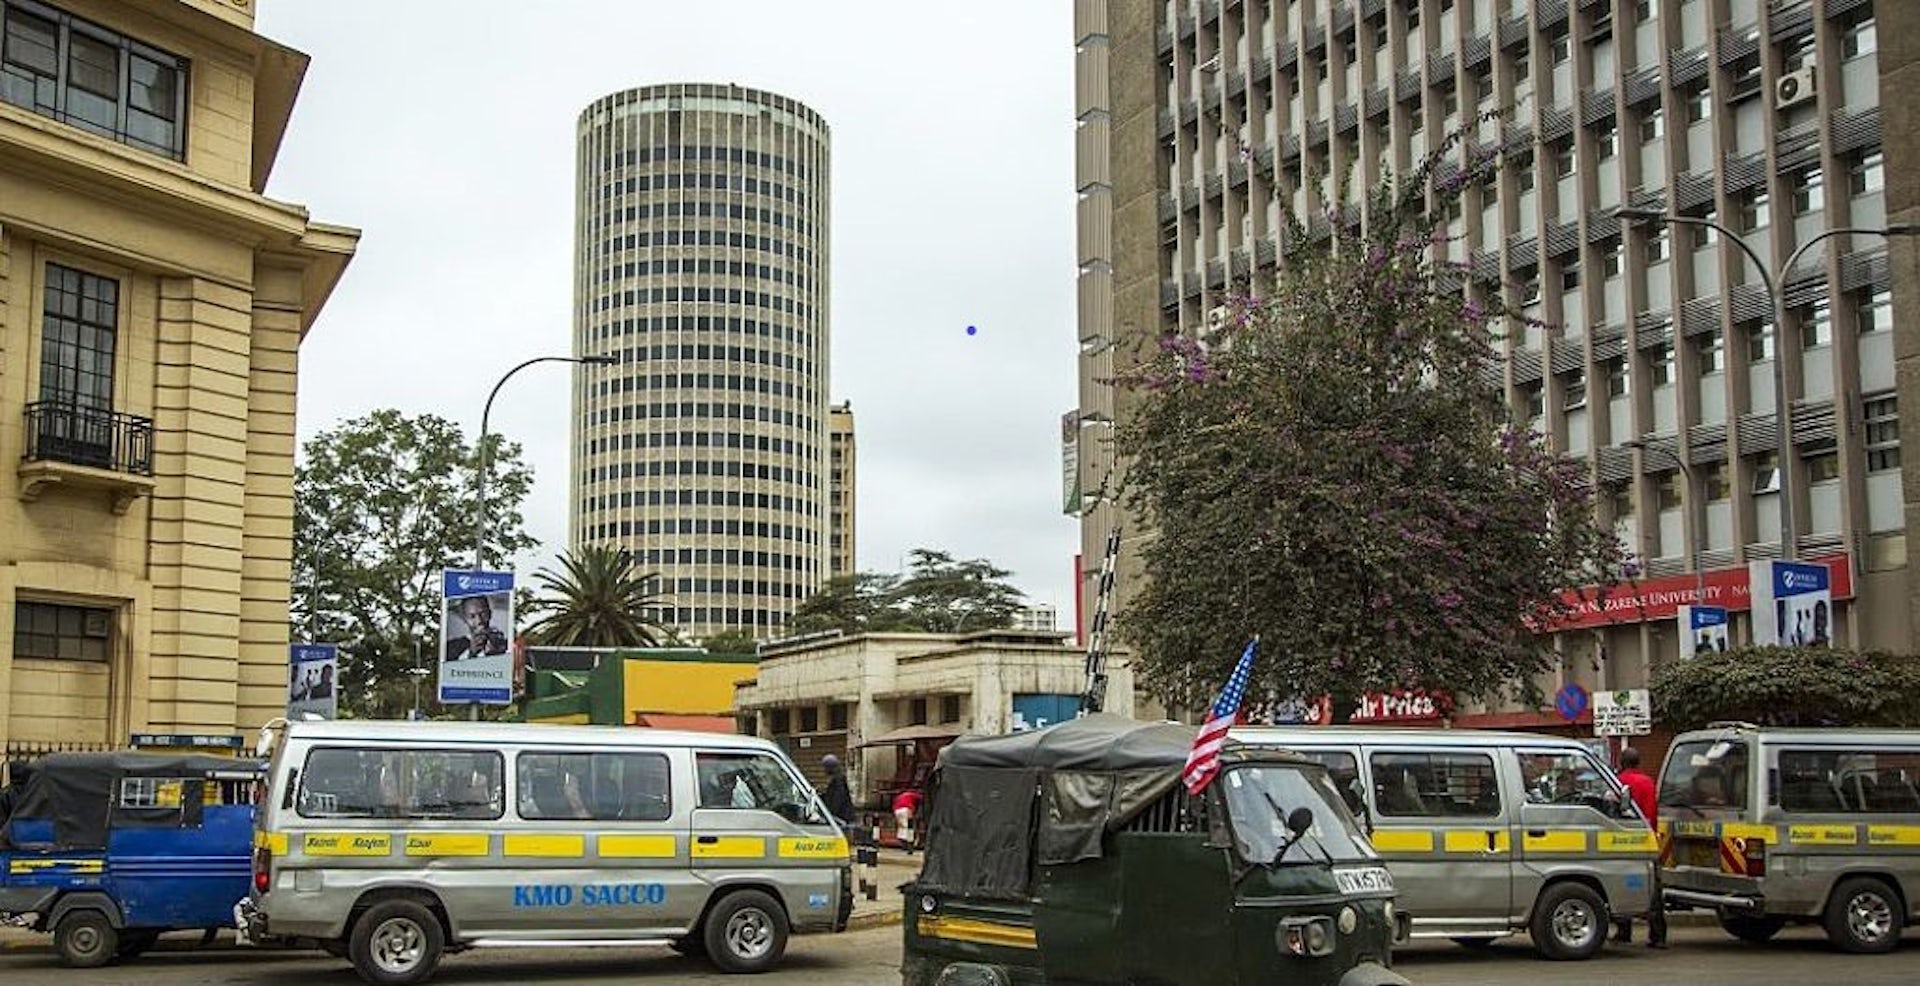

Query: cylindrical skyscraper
[571,83,830,639]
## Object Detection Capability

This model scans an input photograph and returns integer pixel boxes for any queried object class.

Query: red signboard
[1547,553,1852,631]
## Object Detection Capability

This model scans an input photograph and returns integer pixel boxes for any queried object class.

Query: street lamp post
[1612,207,1920,561]
[463,353,616,721]
[1624,438,1706,609]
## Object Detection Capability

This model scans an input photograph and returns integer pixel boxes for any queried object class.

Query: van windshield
[1221,763,1376,866]
[1658,739,1750,816]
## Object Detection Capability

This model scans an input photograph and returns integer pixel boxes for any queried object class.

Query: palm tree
[523,544,674,647]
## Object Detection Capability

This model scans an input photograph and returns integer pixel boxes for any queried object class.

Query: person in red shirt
[892,789,925,852]
[1612,746,1667,947]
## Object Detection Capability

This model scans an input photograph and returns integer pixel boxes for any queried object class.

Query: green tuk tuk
[901,715,1410,986]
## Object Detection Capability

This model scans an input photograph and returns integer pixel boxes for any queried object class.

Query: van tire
[1718,913,1787,943]
[1530,882,1608,961]
[1824,876,1903,954]
[348,899,445,985]
[702,889,789,974]
[54,910,118,968]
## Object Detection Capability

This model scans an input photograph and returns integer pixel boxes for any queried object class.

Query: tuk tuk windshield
[1658,739,1750,816]
[1221,763,1376,866]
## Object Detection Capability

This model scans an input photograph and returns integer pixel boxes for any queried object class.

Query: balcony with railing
[17,401,156,514]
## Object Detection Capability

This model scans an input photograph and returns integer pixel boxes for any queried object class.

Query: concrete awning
[856,723,971,748]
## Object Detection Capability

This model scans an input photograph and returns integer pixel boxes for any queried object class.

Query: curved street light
[473,354,617,570]
[1612,207,1920,560]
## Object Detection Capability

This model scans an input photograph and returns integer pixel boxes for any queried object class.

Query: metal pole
[1631,440,1705,606]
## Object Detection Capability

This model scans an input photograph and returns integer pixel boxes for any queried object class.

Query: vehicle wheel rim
[726,907,774,959]
[1552,899,1597,950]
[69,926,101,957]
[1847,890,1894,944]
[371,917,425,974]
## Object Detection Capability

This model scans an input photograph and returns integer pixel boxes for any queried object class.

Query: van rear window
[297,748,503,820]
[1777,749,1920,814]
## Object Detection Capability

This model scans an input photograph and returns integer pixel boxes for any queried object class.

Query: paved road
[2,924,1916,985]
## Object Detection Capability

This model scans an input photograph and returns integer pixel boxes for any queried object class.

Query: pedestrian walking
[1612,746,1668,948]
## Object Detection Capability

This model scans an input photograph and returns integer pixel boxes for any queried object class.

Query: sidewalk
[0,849,926,951]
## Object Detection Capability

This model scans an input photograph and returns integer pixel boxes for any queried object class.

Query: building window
[1638,107,1664,143]
[1689,211,1719,250]
[1609,486,1635,520]
[1857,290,1892,334]
[39,263,118,409]
[1600,241,1624,279]
[770,708,790,734]
[1650,343,1674,385]
[1866,395,1900,471]
[1595,125,1617,161]
[940,695,961,723]
[1515,158,1536,193]
[1791,168,1824,216]
[1704,463,1731,500]
[1548,32,1571,66]
[1746,320,1775,361]
[828,703,848,730]
[13,600,113,661]
[1696,329,1723,373]
[1605,357,1629,398]
[1781,34,1816,74]
[1683,85,1711,124]
[1843,19,1877,60]
[1552,141,1575,178]
[1850,151,1885,196]
[1656,472,1683,511]
[1741,190,1770,232]
[1513,50,1530,85]
[1563,369,1588,410]
[799,706,819,732]
[1752,452,1780,494]
[1561,262,1582,292]
[1522,382,1545,419]
[1799,301,1831,349]
[1805,441,1840,483]
[0,3,188,158]
[1372,20,1389,50]
[1643,227,1669,265]
[1635,0,1655,22]
[909,698,928,725]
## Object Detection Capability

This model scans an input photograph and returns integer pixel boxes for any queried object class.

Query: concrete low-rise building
[0,0,358,756]
[733,629,1130,806]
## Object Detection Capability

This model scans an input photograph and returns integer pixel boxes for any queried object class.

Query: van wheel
[1824,876,1903,954]
[1530,883,1608,961]
[1719,913,1788,943]
[702,890,789,974]
[54,910,118,968]
[349,900,445,985]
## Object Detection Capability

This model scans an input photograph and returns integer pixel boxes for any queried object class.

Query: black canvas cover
[8,752,256,849]
[920,716,1202,898]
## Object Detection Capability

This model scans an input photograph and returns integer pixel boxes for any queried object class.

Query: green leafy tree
[699,629,762,655]
[292,409,536,718]
[786,573,913,635]
[1116,153,1629,714]
[523,544,674,648]
[786,552,1029,635]
[1652,647,1920,730]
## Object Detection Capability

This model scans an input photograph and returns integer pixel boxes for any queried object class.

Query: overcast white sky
[257,2,1081,620]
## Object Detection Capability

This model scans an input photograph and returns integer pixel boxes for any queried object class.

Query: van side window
[1778,749,1920,814]
[297,748,503,820]
[516,751,671,822]
[1518,751,1622,813]
[1298,750,1367,817]
[695,752,824,824]
[1369,752,1500,818]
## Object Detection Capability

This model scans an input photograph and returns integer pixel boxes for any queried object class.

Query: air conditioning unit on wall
[1775,66,1817,111]
[1203,305,1231,334]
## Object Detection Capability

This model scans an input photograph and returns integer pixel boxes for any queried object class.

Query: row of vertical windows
[591,285,811,318]
[588,490,818,517]
[611,145,810,179]
[599,171,803,205]
[603,229,808,262]
[587,401,817,431]
[586,431,813,458]
[669,577,811,599]
[585,459,817,488]
[598,200,811,234]
[671,607,786,628]
[595,372,814,402]
[634,547,815,572]
[596,258,807,288]
[0,0,187,159]
[587,517,819,543]
[593,314,814,348]
[611,343,810,374]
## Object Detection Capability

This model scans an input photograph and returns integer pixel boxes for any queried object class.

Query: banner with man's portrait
[288,643,338,720]
[439,569,515,705]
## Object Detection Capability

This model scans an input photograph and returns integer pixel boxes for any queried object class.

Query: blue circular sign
[1554,683,1590,722]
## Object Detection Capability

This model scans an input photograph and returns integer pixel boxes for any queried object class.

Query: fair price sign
[1592,689,1652,737]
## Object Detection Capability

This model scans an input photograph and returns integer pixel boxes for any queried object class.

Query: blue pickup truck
[0,751,260,966]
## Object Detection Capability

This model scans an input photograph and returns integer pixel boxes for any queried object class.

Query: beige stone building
[0,0,358,755]
[1075,0,1917,721]
[570,83,832,641]
[828,400,855,579]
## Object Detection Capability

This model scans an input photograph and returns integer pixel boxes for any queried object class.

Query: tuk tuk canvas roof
[8,752,257,850]
[936,714,1197,771]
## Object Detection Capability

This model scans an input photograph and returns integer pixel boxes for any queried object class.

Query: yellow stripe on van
[255,831,289,855]
[404,833,490,857]
[1600,831,1659,854]
[1672,820,1718,838]
[1443,829,1509,854]
[917,915,1038,949]
[691,836,767,859]
[503,833,586,857]
[778,836,849,859]
[1788,824,1858,846]
[599,834,678,858]
[303,833,392,857]
[1722,823,1775,841]
[1368,829,1435,853]
[1524,830,1589,853]
[1867,825,1920,847]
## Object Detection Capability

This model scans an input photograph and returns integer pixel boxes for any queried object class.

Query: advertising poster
[287,643,338,720]
[1677,605,1731,659]
[1061,410,1081,516]
[1749,560,1833,648]
[439,569,515,705]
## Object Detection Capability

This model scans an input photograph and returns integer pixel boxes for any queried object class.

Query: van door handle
[696,836,719,844]
[1527,829,1548,838]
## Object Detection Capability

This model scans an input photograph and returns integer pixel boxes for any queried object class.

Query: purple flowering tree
[1116,156,1630,715]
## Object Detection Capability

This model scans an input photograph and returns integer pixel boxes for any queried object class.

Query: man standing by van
[1611,746,1667,947]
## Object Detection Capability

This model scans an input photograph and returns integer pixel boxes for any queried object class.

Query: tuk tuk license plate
[1335,867,1395,894]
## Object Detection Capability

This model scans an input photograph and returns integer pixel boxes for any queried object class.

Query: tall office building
[571,83,831,639]
[829,401,856,580]
[1075,1,1912,711]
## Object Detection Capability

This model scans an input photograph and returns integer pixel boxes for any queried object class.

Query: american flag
[1181,637,1259,794]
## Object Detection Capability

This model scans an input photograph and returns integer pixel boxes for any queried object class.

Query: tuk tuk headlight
[1279,916,1336,957]
[1338,906,1358,935]
[919,894,938,915]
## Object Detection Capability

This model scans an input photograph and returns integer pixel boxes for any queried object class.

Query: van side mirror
[1285,805,1314,836]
